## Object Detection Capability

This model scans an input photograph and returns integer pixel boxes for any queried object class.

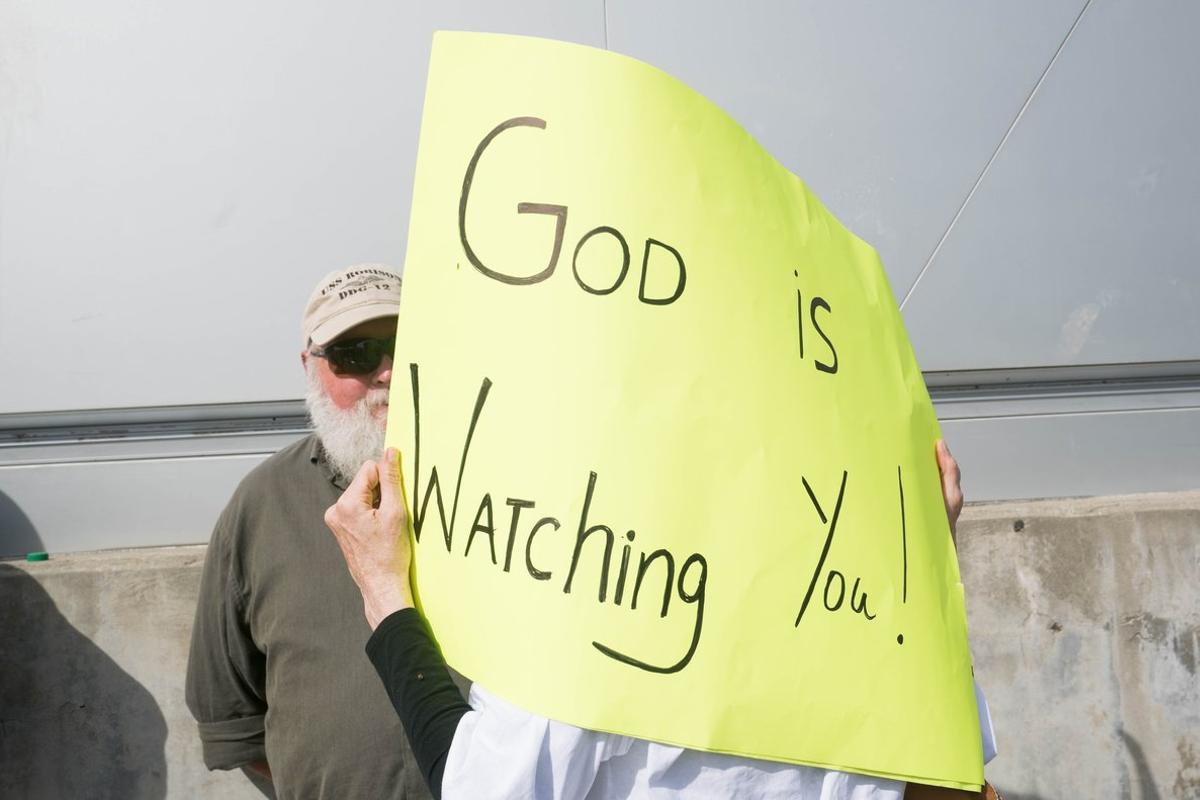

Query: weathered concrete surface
[959,491,1200,800]
[0,548,267,800]
[1,491,1197,799]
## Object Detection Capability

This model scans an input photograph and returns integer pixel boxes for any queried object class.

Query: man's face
[305,316,397,425]
[303,315,397,482]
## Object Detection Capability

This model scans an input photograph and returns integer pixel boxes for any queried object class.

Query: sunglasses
[310,336,396,375]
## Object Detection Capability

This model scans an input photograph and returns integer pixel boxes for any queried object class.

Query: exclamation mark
[897,465,907,646]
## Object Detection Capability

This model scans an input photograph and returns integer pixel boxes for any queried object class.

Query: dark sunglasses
[309,336,396,375]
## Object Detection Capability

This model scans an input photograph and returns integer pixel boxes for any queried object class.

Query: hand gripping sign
[385,32,984,791]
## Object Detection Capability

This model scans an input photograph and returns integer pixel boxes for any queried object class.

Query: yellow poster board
[386,31,983,790]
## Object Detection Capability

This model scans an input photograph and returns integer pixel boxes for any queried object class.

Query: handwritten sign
[385,32,983,791]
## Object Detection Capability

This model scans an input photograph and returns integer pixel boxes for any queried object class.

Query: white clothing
[442,683,997,799]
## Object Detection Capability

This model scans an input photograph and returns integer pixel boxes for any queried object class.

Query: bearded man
[186,265,440,800]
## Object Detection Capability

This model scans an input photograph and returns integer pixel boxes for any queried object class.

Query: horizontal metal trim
[926,361,1200,420]
[2,362,1198,463]
[0,401,309,444]
[0,400,311,467]
[922,359,1200,388]
[0,432,309,469]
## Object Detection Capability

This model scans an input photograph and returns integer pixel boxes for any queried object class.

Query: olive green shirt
[185,435,436,800]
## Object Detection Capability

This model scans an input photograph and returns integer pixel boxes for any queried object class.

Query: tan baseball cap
[302,264,403,346]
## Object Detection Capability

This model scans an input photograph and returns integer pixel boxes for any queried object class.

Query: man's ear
[300,350,309,370]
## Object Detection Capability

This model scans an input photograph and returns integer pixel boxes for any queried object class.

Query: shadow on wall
[1119,728,1163,800]
[0,489,43,558]
[998,728,1164,800]
[0,563,168,799]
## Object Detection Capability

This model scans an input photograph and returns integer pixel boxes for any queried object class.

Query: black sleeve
[365,609,472,799]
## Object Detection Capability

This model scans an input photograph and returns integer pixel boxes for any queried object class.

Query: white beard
[305,365,389,484]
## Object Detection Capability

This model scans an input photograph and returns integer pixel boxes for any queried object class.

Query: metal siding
[903,0,1200,369]
[604,0,1088,328]
[941,406,1200,502]
[1,2,1197,555]
[0,1,605,415]
[0,452,278,556]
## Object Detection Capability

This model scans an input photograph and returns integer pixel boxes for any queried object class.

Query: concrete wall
[958,492,1200,800]
[0,549,268,800]
[2,492,1197,799]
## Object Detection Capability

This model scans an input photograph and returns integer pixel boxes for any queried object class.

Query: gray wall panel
[942,406,1200,503]
[605,0,1087,322]
[0,451,277,557]
[2,3,1197,551]
[6,395,1197,555]
[904,0,1200,370]
[0,1,604,415]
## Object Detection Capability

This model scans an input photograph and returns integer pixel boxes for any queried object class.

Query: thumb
[935,439,961,488]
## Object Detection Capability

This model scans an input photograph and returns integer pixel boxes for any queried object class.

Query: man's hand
[324,448,415,629]
[935,439,963,545]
